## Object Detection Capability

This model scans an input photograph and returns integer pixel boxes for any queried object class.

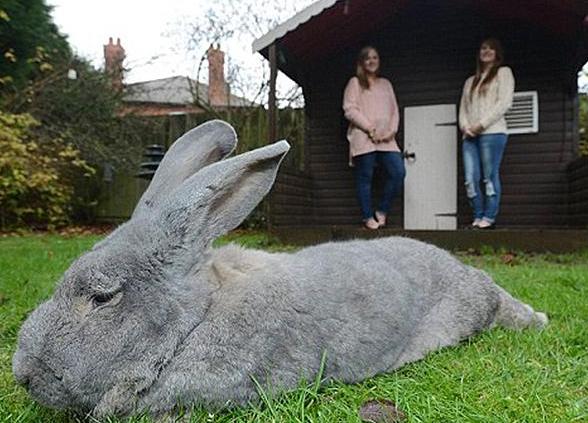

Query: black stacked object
[136,145,165,180]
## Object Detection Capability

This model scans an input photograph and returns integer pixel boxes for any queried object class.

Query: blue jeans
[354,151,406,221]
[462,133,508,223]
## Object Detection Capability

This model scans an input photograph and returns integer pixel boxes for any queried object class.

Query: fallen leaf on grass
[501,252,517,265]
[359,399,406,422]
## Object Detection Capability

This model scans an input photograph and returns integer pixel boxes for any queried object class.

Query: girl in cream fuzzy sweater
[459,38,515,229]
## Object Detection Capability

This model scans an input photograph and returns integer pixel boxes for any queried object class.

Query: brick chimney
[104,37,125,91]
[207,44,227,107]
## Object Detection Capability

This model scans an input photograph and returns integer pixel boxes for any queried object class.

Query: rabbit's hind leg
[492,287,548,330]
[390,299,470,370]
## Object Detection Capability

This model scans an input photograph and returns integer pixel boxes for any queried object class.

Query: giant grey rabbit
[13,120,547,418]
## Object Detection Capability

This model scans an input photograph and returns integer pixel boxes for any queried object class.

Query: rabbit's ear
[160,140,289,258]
[132,120,237,219]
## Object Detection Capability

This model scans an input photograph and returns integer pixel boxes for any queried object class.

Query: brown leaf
[359,399,406,423]
[501,252,517,265]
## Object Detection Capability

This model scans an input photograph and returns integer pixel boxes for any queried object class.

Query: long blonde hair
[470,38,504,98]
[356,46,379,89]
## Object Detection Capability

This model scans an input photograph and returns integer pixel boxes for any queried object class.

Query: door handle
[403,151,416,161]
[435,121,457,127]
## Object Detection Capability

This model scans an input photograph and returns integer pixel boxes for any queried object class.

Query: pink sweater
[343,76,400,159]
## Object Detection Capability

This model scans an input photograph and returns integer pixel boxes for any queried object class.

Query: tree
[0,1,164,226]
[0,0,69,97]
[580,93,587,157]
[0,111,93,229]
[1,1,152,170]
[170,0,314,108]
[21,57,148,169]
[9,55,165,223]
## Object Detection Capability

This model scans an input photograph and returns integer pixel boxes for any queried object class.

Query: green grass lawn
[0,233,586,422]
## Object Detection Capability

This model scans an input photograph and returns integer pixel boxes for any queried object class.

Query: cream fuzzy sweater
[459,66,515,135]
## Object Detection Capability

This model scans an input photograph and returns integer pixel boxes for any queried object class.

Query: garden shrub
[0,111,94,229]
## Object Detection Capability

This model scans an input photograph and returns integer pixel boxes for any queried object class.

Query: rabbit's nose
[13,361,31,389]
[13,351,35,390]
[15,372,31,389]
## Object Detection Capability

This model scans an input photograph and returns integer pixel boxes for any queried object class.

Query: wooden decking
[271,227,588,253]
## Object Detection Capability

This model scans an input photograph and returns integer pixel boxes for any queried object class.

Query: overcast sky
[48,0,212,83]
[46,0,318,105]
[48,0,586,91]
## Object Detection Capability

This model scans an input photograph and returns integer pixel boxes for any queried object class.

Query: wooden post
[268,43,277,144]
[266,43,278,231]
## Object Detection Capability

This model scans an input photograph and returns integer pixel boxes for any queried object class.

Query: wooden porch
[271,227,588,253]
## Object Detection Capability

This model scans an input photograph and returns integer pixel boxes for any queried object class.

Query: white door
[403,104,457,230]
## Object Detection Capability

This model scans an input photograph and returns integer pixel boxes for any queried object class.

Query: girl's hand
[374,131,385,144]
[471,123,483,135]
[464,127,477,138]
[378,131,396,143]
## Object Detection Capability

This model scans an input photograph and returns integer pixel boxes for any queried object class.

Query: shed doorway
[403,104,458,230]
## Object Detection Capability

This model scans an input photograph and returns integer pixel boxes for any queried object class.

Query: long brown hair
[356,46,379,89]
[470,38,504,98]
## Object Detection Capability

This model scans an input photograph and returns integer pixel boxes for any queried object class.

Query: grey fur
[13,120,547,418]
[133,119,237,219]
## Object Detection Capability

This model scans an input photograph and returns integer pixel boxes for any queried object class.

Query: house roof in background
[124,76,256,108]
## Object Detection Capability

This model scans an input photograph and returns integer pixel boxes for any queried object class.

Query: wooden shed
[254,0,588,232]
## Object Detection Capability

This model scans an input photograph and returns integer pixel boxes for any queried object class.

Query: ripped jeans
[462,133,508,223]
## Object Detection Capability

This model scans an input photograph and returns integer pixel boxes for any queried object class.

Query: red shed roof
[253,0,587,81]
[254,0,408,63]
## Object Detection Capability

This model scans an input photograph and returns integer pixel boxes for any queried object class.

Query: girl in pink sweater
[343,46,405,229]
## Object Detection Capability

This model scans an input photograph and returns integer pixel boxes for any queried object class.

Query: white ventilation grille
[505,91,539,134]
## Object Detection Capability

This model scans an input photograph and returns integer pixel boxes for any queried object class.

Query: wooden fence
[95,108,304,222]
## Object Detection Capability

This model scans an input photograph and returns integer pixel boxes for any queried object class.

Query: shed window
[505,91,539,134]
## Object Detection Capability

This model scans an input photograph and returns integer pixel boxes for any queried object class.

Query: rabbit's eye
[91,292,115,308]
